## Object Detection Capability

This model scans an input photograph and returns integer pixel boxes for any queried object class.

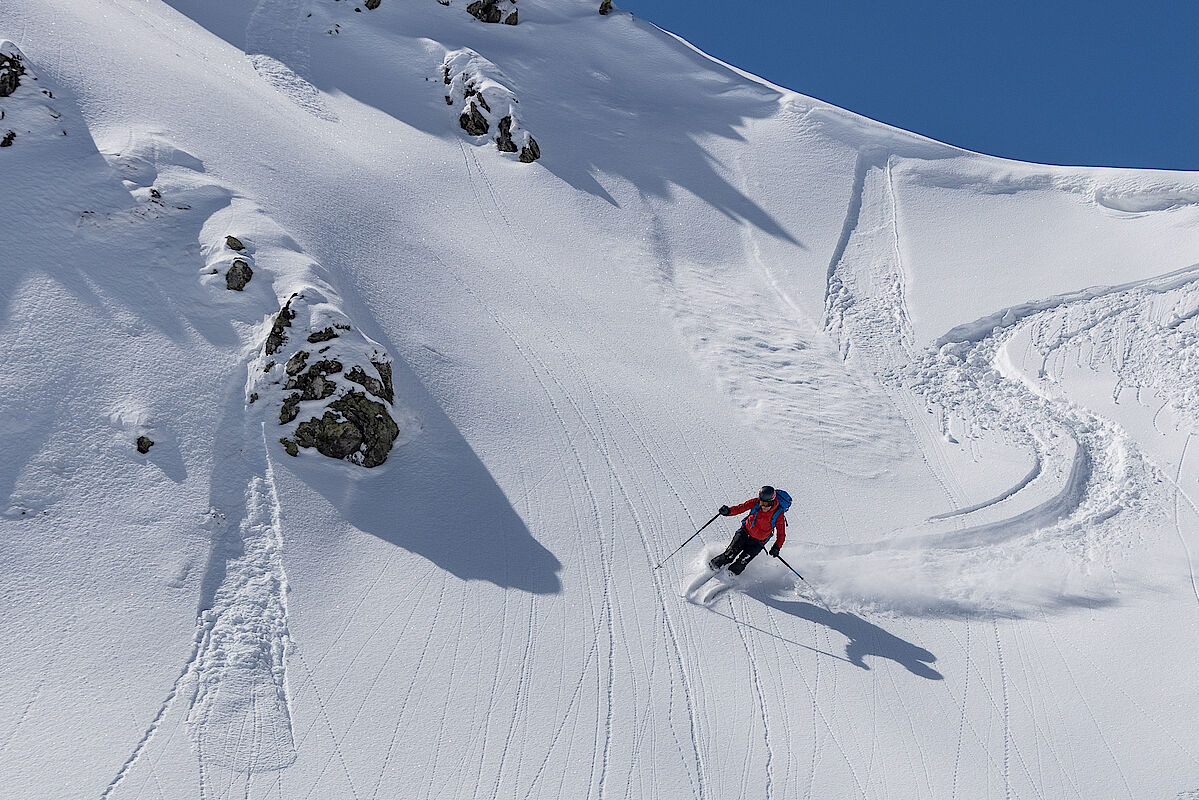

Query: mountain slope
[3,2,1199,798]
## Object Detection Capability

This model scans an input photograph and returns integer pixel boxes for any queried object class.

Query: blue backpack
[767,489,792,529]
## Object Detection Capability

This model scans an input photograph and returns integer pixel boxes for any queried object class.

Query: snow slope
[2,2,1199,798]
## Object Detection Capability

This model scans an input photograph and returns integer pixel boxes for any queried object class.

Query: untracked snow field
[2,2,1199,799]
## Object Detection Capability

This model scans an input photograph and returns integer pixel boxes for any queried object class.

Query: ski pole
[655,512,721,570]
[776,554,833,613]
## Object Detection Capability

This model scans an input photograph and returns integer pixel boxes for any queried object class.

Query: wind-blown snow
[2,4,1199,799]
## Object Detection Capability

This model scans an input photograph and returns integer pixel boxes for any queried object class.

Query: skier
[709,485,787,575]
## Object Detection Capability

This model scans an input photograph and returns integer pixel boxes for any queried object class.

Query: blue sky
[623,0,1197,171]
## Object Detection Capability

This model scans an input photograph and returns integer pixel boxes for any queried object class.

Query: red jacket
[729,498,786,547]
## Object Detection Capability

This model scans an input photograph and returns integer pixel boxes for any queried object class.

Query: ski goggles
[758,488,776,503]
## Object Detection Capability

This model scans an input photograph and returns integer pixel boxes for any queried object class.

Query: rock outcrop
[442,48,540,163]
[255,290,409,468]
[0,43,24,97]
[0,41,72,147]
[466,0,517,25]
[225,259,253,290]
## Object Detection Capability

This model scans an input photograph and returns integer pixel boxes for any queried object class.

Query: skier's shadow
[753,593,943,680]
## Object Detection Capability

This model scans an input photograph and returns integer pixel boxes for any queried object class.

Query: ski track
[458,144,750,799]
[1172,434,1199,608]
[103,393,295,800]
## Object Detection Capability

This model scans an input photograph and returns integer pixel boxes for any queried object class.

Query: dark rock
[0,51,24,97]
[149,188,162,200]
[284,350,309,376]
[285,359,343,401]
[519,136,541,163]
[459,101,489,136]
[599,0,612,14]
[294,391,399,467]
[0,131,14,148]
[136,436,154,454]
[373,360,395,403]
[264,360,276,372]
[225,259,253,290]
[280,437,299,457]
[346,360,395,403]
[496,116,518,153]
[307,327,338,343]
[280,393,301,424]
[365,0,380,8]
[249,392,259,404]
[503,10,517,24]
[466,0,503,23]
[265,297,296,356]
[225,235,246,251]
[295,411,363,462]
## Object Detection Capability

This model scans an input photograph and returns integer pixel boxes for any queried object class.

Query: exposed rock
[294,411,363,462]
[0,48,23,97]
[467,0,501,23]
[307,327,338,343]
[136,436,154,454]
[0,131,13,148]
[520,137,540,163]
[373,360,395,403]
[279,437,299,457]
[285,359,343,401]
[249,392,259,404]
[281,394,301,424]
[225,235,246,251]
[459,101,489,136]
[599,0,612,14]
[256,291,409,470]
[503,10,517,24]
[346,360,395,403]
[284,350,309,376]
[265,296,297,356]
[225,259,253,290]
[294,391,399,467]
[496,115,518,153]
[364,0,380,8]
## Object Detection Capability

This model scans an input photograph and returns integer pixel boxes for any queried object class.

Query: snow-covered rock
[466,0,518,25]
[0,40,71,148]
[442,47,539,161]
[257,288,412,468]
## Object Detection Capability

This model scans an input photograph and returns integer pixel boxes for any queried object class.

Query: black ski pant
[710,527,765,575]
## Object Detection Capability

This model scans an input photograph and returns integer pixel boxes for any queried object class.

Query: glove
[768,543,781,558]
[719,505,731,516]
